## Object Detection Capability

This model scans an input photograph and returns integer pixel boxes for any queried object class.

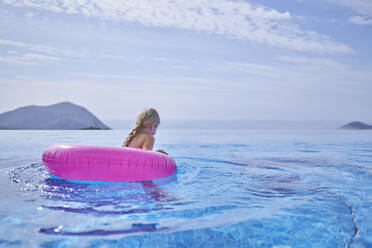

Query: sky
[0,0,371,122]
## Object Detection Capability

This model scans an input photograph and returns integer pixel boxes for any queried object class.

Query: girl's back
[127,132,155,150]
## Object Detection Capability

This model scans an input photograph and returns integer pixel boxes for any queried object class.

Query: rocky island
[0,102,110,130]
[340,121,372,130]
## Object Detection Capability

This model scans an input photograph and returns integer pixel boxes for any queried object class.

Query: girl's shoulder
[135,133,154,144]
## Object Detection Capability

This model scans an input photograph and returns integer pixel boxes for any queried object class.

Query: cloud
[0,56,35,65]
[69,72,227,90]
[3,0,352,53]
[275,55,344,68]
[0,38,129,63]
[0,38,77,57]
[349,16,372,25]
[172,65,192,70]
[207,61,280,78]
[0,53,63,65]
[327,0,372,25]
[22,53,63,61]
[328,0,372,17]
[274,55,372,89]
[24,12,38,18]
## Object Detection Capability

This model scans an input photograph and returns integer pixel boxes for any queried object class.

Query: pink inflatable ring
[42,143,177,182]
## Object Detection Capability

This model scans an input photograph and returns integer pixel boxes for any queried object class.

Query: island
[0,102,111,130]
[340,121,372,130]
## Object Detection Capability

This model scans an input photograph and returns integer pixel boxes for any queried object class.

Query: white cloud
[328,0,372,17]
[69,72,228,90]
[22,53,63,61]
[0,38,129,63]
[274,55,372,89]
[172,65,192,70]
[208,61,280,78]
[3,0,352,53]
[275,55,345,68]
[0,53,63,65]
[0,38,120,65]
[349,16,372,25]
[0,56,36,65]
[24,12,38,18]
[0,38,77,57]
[327,0,372,25]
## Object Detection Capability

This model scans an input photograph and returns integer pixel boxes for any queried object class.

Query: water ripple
[39,223,167,236]
[4,143,372,248]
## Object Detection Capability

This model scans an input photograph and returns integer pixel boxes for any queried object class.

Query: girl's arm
[143,135,168,155]
[156,149,168,155]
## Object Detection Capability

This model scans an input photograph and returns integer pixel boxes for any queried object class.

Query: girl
[122,108,168,155]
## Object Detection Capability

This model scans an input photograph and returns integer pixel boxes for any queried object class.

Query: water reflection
[40,173,178,214]
[37,171,179,236]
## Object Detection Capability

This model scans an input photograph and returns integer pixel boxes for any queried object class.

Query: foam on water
[0,129,372,247]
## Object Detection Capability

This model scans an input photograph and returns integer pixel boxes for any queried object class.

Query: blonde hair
[122,108,160,147]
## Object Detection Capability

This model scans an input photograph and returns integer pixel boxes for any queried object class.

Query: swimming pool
[0,129,371,247]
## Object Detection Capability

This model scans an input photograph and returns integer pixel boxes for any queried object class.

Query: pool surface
[0,129,371,247]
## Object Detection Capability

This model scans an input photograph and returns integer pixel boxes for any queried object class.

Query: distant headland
[0,102,111,130]
[340,121,372,130]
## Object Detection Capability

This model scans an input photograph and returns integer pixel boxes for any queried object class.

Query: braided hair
[122,108,160,147]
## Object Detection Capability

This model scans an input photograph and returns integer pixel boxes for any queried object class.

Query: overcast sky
[0,0,371,121]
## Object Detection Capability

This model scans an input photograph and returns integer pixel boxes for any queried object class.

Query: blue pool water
[0,129,372,247]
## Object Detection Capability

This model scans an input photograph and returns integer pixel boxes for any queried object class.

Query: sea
[0,127,372,247]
